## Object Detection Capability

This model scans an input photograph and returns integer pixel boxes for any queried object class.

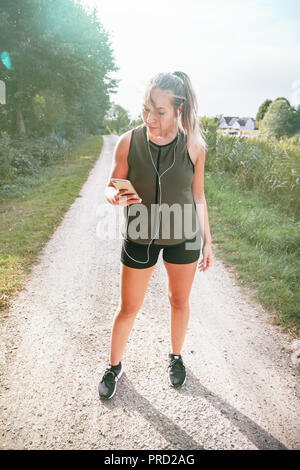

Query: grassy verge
[205,170,299,337]
[0,135,103,313]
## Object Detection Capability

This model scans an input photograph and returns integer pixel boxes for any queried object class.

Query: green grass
[0,135,103,313]
[205,170,299,336]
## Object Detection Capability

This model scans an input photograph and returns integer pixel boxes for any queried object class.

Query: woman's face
[142,88,182,137]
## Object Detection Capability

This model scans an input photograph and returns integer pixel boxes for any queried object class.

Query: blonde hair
[144,71,207,152]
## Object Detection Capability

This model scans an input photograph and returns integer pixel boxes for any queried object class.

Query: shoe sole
[99,364,123,400]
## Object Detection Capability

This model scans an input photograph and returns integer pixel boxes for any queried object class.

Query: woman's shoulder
[187,142,206,167]
[116,125,144,162]
[118,129,132,145]
[119,123,144,144]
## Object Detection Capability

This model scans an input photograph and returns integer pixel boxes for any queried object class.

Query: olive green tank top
[121,123,201,246]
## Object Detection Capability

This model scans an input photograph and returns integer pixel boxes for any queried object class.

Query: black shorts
[121,233,202,269]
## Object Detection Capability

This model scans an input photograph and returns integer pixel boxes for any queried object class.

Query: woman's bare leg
[163,259,198,355]
[109,262,156,365]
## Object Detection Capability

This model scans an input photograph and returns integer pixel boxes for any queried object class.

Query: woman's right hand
[106,187,142,206]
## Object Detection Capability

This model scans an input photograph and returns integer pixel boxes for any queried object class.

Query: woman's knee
[117,303,140,319]
[168,293,189,310]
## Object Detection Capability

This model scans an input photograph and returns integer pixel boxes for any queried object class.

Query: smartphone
[111,178,141,199]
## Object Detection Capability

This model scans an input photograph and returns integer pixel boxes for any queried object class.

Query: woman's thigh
[119,262,156,314]
[121,238,161,269]
[162,234,201,265]
[163,259,198,307]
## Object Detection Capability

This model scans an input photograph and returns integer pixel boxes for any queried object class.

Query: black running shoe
[168,353,186,388]
[98,362,123,400]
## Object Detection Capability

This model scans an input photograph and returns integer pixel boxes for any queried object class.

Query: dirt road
[0,135,299,450]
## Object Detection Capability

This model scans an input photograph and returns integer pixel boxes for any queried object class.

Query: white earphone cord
[122,133,179,264]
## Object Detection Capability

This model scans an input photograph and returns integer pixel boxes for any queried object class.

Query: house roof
[221,116,255,125]
[222,116,239,125]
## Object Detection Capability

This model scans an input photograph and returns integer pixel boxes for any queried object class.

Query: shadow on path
[100,369,288,450]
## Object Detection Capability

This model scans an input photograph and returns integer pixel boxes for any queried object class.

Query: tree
[0,0,119,136]
[255,99,272,129]
[104,103,130,134]
[290,104,300,135]
[33,90,66,135]
[128,114,143,129]
[260,99,296,139]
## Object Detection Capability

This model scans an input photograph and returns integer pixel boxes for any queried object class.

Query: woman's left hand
[198,243,213,272]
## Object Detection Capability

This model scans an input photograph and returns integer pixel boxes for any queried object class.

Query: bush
[0,131,73,183]
[285,133,300,146]
[204,127,300,218]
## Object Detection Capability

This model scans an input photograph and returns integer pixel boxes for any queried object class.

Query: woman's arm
[190,146,212,247]
[105,130,139,206]
[194,196,212,247]
[105,131,131,198]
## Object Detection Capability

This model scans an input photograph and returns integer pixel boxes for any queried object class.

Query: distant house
[219,116,255,132]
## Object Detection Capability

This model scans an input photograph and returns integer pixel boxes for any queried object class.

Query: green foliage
[285,132,300,145]
[0,131,75,184]
[205,171,300,330]
[33,90,66,135]
[104,102,131,134]
[255,99,272,128]
[202,125,300,219]
[128,114,144,130]
[260,99,297,138]
[200,115,220,133]
[0,0,119,137]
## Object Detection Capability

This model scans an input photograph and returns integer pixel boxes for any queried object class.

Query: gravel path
[0,135,299,450]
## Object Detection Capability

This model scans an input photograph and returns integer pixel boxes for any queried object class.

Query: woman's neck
[146,125,179,145]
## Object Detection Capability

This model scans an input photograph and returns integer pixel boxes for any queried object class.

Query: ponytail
[172,71,207,153]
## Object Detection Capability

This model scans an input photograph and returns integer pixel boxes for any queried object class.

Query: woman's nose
[146,112,156,124]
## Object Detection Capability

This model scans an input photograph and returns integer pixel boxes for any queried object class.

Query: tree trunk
[17,102,26,134]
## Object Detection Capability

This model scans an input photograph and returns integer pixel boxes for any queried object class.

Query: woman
[98,71,213,400]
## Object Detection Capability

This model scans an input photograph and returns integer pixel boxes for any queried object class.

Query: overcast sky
[79,0,300,120]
